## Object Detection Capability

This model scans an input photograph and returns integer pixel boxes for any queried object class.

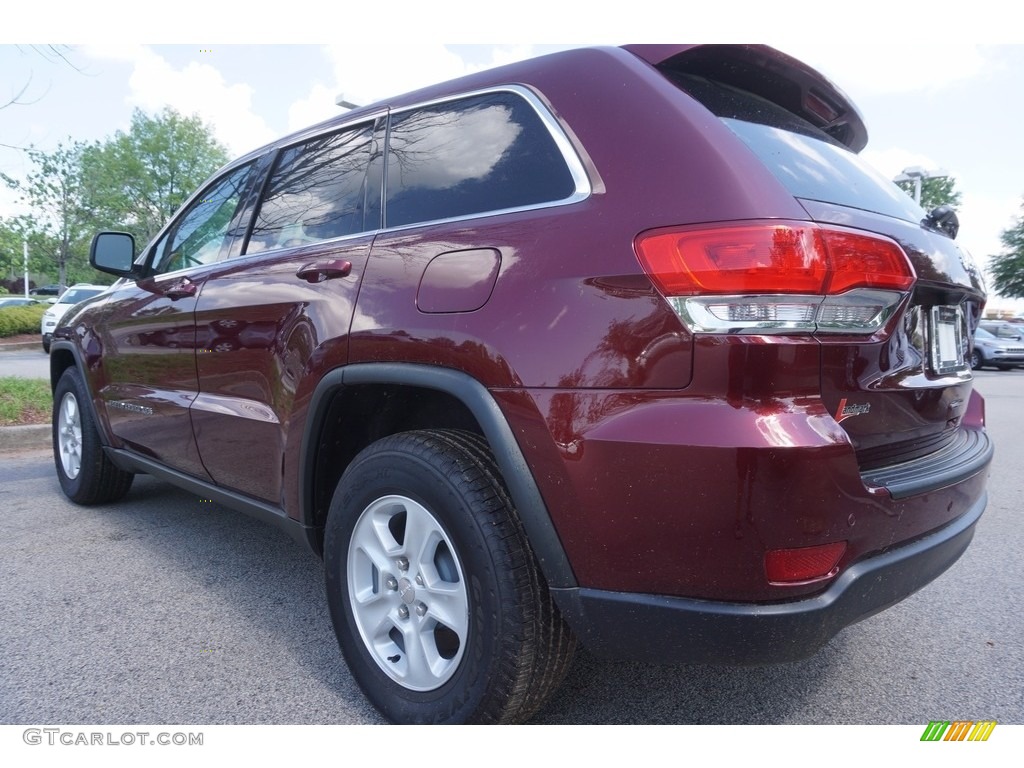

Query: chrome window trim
[380,85,591,233]
[230,228,379,265]
[170,86,592,267]
[269,111,387,155]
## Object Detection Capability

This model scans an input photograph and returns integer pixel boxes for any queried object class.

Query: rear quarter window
[384,91,577,228]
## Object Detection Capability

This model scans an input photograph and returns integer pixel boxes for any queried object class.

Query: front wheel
[969,350,983,370]
[324,429,575,724]
[52,367,134,504]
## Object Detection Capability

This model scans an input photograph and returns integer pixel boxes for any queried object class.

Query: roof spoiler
[624,44,868,152]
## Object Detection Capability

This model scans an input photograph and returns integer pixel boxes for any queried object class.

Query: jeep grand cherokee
[51,44,991,724]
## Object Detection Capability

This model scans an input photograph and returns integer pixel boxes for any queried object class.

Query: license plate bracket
[930,306,964,375]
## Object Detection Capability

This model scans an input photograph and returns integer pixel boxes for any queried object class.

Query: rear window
[667,72,925,224]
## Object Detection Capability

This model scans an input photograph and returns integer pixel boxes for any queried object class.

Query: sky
[3,2,1023,309]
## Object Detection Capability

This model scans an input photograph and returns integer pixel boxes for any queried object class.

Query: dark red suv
[51,44,991,724]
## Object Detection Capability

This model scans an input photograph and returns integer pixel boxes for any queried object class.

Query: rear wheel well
[308,383,483,552]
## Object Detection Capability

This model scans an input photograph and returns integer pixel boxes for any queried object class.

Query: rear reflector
[635,221,915,335]
[765,541,847,584]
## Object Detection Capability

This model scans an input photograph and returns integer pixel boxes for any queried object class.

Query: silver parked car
[971,327,1024,370]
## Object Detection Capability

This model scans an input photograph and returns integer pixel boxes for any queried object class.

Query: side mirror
[90,231,137,276]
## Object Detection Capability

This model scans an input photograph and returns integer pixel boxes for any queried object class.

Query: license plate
[930,306,964,375]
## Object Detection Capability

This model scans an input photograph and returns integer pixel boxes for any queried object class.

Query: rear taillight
[634,221,915,334]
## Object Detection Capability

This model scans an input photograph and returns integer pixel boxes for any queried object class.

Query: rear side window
[247,122,375,253]
[385,91,576,228]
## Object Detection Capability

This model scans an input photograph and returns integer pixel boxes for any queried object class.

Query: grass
[0,377,51,426]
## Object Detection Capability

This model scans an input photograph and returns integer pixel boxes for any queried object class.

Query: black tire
[969,350,983,370]
[324,429,575,724]
[42,338,50,354]
[52,367,134,505]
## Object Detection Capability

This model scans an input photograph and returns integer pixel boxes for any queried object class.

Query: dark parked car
[29,284,62,297]
[51,44,991,724]
[970,327,1024,370]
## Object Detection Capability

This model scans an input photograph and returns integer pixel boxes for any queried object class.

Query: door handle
[164,277,198,300]
[296,259,352,283]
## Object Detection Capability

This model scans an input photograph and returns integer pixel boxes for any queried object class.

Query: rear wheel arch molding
[300,363,578,590]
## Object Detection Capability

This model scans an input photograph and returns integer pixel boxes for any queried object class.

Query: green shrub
[0,304,47,337]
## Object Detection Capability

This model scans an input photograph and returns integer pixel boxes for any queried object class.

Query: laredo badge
[834,398,871,423]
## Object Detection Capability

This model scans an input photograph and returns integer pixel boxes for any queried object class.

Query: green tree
[895,175,963,212]
[81,107,229,245]
[0,215,55,287]
[2,141,91,289]
[990,200,1024,298]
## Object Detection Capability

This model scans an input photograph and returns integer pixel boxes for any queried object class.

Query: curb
[0,423,51,453]
[0,341,44,352]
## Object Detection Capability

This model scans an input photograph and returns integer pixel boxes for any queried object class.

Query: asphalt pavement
[0,346,49,380]
[0,371,1021,725]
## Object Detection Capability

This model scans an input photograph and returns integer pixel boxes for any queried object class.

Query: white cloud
[963,190,1020,268]
[774,44,988,97]
[81,44,277,157]
[286,83,340,134]
[285,45,539,134]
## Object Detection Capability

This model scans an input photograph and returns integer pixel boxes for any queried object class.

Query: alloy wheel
[57,391,83,480]
[347,494,468,691]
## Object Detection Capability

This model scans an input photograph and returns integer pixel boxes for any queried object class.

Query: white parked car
[41,284,108,353]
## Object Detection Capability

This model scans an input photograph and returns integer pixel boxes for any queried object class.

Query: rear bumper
[552,490,985,664]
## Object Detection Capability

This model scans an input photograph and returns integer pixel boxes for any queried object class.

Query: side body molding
[300,363,579,589]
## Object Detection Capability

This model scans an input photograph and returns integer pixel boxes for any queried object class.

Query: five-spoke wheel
[57,390,83,480]
[347,494,468,691]
[324,429,575,724]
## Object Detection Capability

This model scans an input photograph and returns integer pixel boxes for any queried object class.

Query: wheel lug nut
[396,556,409,572]
[415,602,427,617]
[415,574,423,586]
[385,577,398,590]
[398,605,409,619]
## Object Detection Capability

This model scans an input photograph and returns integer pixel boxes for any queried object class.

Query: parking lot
[0,371,1021,725]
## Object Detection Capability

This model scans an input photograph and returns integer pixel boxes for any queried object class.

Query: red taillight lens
[819,229,915,293]
[635,221,915,335]
[765,541,847,584]
[636,224,827,295]
[634,221,913,297]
